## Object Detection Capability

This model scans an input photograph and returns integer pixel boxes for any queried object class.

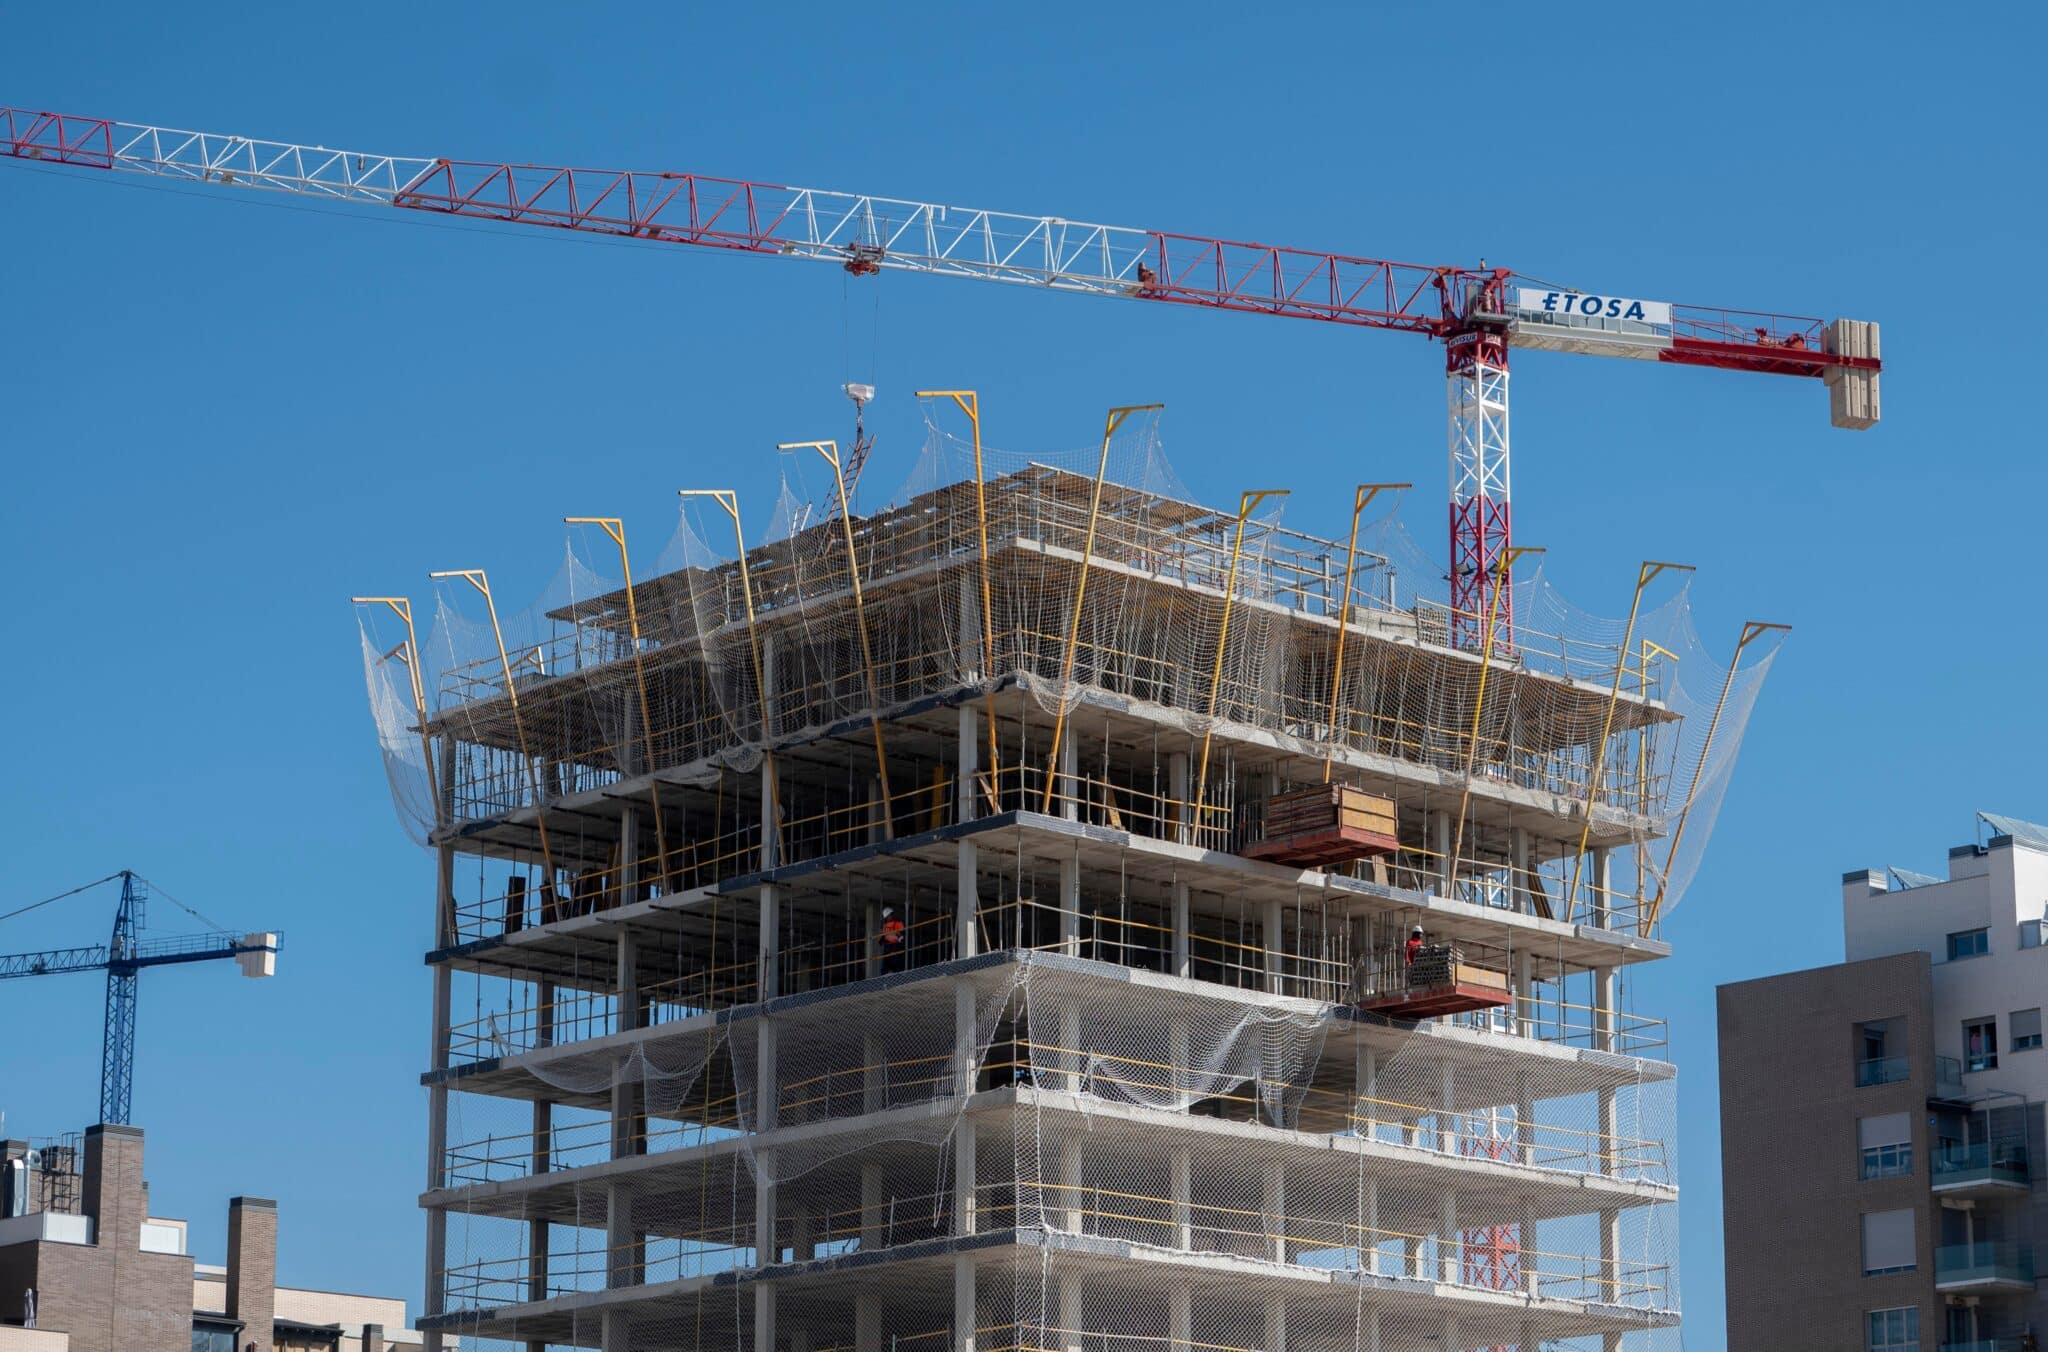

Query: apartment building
[0,1123,435,1352]
[1720,813,2048,1352]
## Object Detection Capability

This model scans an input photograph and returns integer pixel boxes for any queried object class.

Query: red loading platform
[1241,785,1399,869]
[1356,945,1515,1019]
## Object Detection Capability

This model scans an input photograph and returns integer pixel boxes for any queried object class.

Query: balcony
[1932,1143,2031,1195]
[1934,1241,2035,1291]
[1857,1054,1910,1087]
[1941,1340,2029,1352]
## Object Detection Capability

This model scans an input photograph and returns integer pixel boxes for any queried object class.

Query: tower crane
[0,108,1881,639]
[0,871,279,1126]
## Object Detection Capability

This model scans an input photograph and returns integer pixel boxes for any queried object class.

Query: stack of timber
[1241,784,1399,868]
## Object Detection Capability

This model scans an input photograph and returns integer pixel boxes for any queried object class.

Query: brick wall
[1719,951,1939,1351]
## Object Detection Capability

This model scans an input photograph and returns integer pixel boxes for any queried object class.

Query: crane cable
[0,873,124,925]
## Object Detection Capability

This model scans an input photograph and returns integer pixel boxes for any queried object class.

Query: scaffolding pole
[565,517,669,890]
[1563,560,1692,921]
[1322,484,1408,782]
[1043,404,1160,815]
[428,568,557,884]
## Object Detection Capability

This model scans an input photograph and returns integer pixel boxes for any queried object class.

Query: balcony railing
[1932,1143,2030,1190]
[1934,1055,1966,1098]
[1857,1054,1909,1087]
[1941,1339,2029,1352]
[1934,1241,2035,1287]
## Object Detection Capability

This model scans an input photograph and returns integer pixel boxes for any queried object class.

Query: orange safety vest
[881,914,906,947]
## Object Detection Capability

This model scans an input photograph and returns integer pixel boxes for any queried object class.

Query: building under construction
[357,406,1778,1352]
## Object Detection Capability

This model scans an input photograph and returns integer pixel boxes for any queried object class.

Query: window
[1964,1017,1998,1071]
[1866,1305,1919,1351]
[1859,1112,1913,1179]
[1856,1018,1908,1085]
[191,1327,239,1352]
[2013,1007,2043,1052]
[1947,928,1989,960]
[1862,1208,1916,1275]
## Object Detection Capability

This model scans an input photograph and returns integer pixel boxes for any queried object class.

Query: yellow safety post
[350,595,437,821]
[1446,545,1544,892]
[1633,637,1678,902]
[1563,560,1694,922]
[679,489,784,863]
[1645,621,1788,932]
[1193,489,1290,844]
[1042,404,1162,814]
[1322,483,1409,782]
[426,569,556,885]
[564,518,670,890]
[915,389,1002,803]
[775,442,895,836]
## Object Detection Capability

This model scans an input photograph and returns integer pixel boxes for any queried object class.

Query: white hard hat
[1410,925,1424,936]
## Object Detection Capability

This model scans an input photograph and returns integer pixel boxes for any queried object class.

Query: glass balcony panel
[1934,1240,2035,1287]
[1857,1054,1909,1087]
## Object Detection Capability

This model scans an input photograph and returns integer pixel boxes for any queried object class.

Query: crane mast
[0,107,1881,645]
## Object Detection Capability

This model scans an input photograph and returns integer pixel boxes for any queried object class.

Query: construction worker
[879,905,907,973]
[1404,924,1425,968]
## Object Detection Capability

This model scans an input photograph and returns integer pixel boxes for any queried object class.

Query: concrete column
[1439,1192,1460,1284]
[1169,1286,1192,1352]
[863,1031,885,1112]
[1601,1205,1621,1303]
[1059,732,1079,821]
[1058,1003,1082,1094]
[1060,1137,1085,1233]
[955,981,979,1236]
[760,884,781,1001]
[423,840,456,1351]
[362,1325,386,1352]
[752,1279,776,1352]
[1590,842,1613,922]
[1169,1015,1192,1110]
[1168,751,1190,846]
[1510,825,1530,912]
[1057,1271,1084,1352]
[1263,1294,1286,1351]
[864,899,882,980]
[1059,850,1080,956]
[1262,1157,1286,1264]
[528,1095,551,1310]
[953,1253,977,1352]
[791,1208,814,1262]
[1363,1306,1381,1352]
[1171,878,1191,978]
[1170,1146,1193,1250]
[1513,949,1535,1039]
[755,1013,778,1272]
[1432,809,1453,896]
[1361,1173,1380,1274]
[958,702,980,959]
[854,1291,882,1352]
[1439,1062,1458,1154]
[859,1161,884,1250]
[618,804,640,907]
[604,1176,638,1291]
[1263,897,1286,995]
[612,928,640,1158]
[1355,1044,1378,1136]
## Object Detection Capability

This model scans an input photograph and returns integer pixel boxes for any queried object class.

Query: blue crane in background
[0,871,278,1124]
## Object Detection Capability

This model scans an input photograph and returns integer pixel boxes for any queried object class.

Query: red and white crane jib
[2,105,1882,643]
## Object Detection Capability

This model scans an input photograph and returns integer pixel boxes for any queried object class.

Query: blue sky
[1,4,2039,1345]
